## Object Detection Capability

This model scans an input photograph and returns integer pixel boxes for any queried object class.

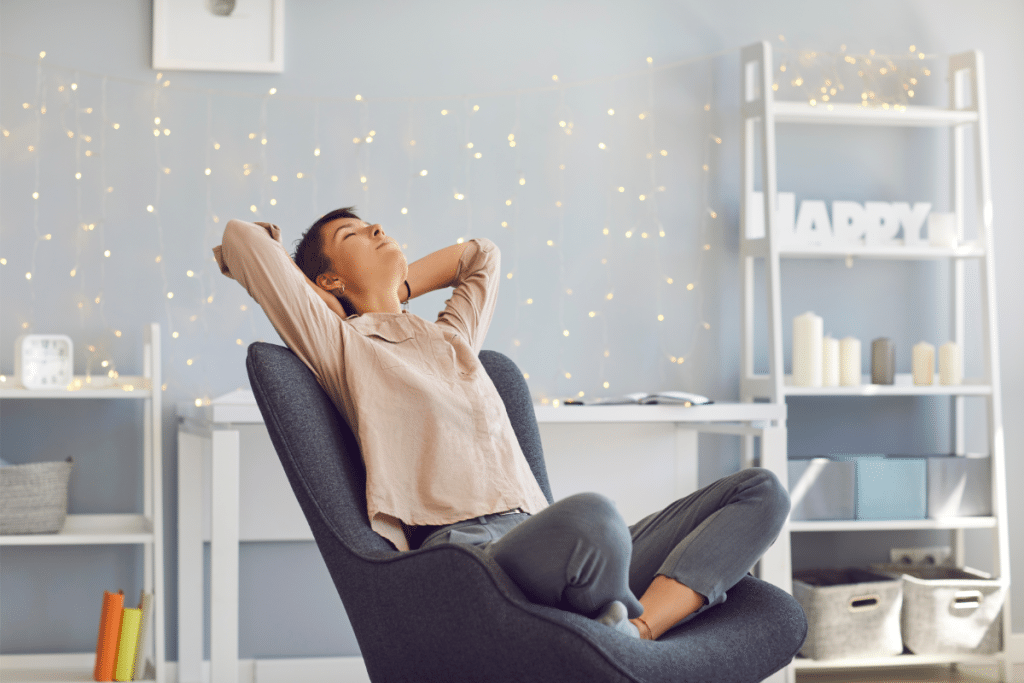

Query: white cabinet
[0,323,165,683]
[739,42,1012,681]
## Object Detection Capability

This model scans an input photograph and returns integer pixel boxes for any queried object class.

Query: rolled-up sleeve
[214,219,344,382]
[435,238,500,354]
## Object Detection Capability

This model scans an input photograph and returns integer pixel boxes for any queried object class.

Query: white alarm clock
[14,334,74,390]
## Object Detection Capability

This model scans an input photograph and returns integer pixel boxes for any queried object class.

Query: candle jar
[871,338,895,385]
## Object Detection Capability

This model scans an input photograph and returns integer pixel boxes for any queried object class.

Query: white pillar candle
[822,336,840,386]
[793,312,823,387]
[939,341,963,385]
[912,341,935,385]
[840,337,861,386]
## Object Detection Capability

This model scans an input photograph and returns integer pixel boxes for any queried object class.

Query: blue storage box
[832,454,927,520]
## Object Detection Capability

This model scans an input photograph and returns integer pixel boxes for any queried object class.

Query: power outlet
[889,546,952,566]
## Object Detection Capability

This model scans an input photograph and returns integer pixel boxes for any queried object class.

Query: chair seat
[246,341,806,682]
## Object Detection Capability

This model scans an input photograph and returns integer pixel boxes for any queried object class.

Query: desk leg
[755,425,791,592]
[673,426,698,497]
[177,431,204,683]
[757,425,795,683]
[211,430,240,683]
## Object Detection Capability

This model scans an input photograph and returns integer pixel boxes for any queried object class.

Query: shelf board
[0,652,157,683]
[744,374,990,398]
[0,514,154,545]
[789,516,997,532]
[793,651,1003,670]
[771,101,979,127]
[778,241,985,260]
[0,376,152,399]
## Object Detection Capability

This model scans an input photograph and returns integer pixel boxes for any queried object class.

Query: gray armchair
[246,342,806,682]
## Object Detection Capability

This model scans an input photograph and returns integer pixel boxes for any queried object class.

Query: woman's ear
[316,273,344,294]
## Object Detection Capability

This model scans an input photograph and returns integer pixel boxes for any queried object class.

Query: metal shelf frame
[738,41,1012,682]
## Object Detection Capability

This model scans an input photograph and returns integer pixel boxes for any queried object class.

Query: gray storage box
[873,565,1004,655]
[926,453,991,518]
[788,457,855,521]
[833,454,927,520]
[793,568,904,660]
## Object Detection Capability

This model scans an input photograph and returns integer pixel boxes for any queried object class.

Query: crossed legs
[485,467,791,640]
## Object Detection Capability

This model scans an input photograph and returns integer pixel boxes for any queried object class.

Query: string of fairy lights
[0,40,944,406]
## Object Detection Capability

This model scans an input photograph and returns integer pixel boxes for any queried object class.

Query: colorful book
[132,590,153,681]
[114,607,142,681]
[94,589,124,682]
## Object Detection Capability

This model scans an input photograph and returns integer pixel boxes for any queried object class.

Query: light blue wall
[2,0,1022,660]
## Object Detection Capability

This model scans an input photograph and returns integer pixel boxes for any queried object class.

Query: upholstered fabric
[246,342,807,682]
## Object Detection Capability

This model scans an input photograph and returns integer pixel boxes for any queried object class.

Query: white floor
[798,663,1023,682]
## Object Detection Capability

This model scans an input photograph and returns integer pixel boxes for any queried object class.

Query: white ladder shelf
[738,41,1012,682]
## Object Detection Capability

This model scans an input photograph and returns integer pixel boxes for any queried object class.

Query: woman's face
[317,216,407,295]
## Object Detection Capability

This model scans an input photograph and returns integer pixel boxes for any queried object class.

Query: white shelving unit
[0,323,164,683]
[739,42,1012,682]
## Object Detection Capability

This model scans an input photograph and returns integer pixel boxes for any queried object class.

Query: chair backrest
[245,342,554,559]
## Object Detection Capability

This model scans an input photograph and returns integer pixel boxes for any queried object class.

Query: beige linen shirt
[214,219,550,551]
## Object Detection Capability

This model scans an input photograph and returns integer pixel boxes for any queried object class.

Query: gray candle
[871,338,895,384]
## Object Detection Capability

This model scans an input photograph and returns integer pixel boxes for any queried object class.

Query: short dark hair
[294,206,361,317]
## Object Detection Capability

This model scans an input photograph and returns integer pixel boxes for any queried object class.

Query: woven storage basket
[793,568,904,660]
[0,457,74,534]
[873,564,1005,655]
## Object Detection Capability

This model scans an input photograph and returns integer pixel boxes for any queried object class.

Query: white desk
[177,394,791,683]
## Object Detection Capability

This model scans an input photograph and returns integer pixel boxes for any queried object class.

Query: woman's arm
[403,242,471,302]
[215,219,345,376]
[432,238,500,354]
[289,258,347,318]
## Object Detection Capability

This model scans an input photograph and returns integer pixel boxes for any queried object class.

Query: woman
[214,207,790,640]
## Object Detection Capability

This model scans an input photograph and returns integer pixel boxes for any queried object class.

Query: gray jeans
[418,467,790,624]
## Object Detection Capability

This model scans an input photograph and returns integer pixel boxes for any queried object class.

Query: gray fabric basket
[0,457,74,534]
[873,564,1005,655]
[793,568,903,660]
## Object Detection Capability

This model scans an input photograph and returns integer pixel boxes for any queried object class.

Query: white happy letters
[747,192,933,247]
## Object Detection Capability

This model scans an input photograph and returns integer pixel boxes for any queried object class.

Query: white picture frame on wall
[152,0,284,73]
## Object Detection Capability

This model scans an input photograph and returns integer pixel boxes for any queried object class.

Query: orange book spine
[93,589,124,682]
